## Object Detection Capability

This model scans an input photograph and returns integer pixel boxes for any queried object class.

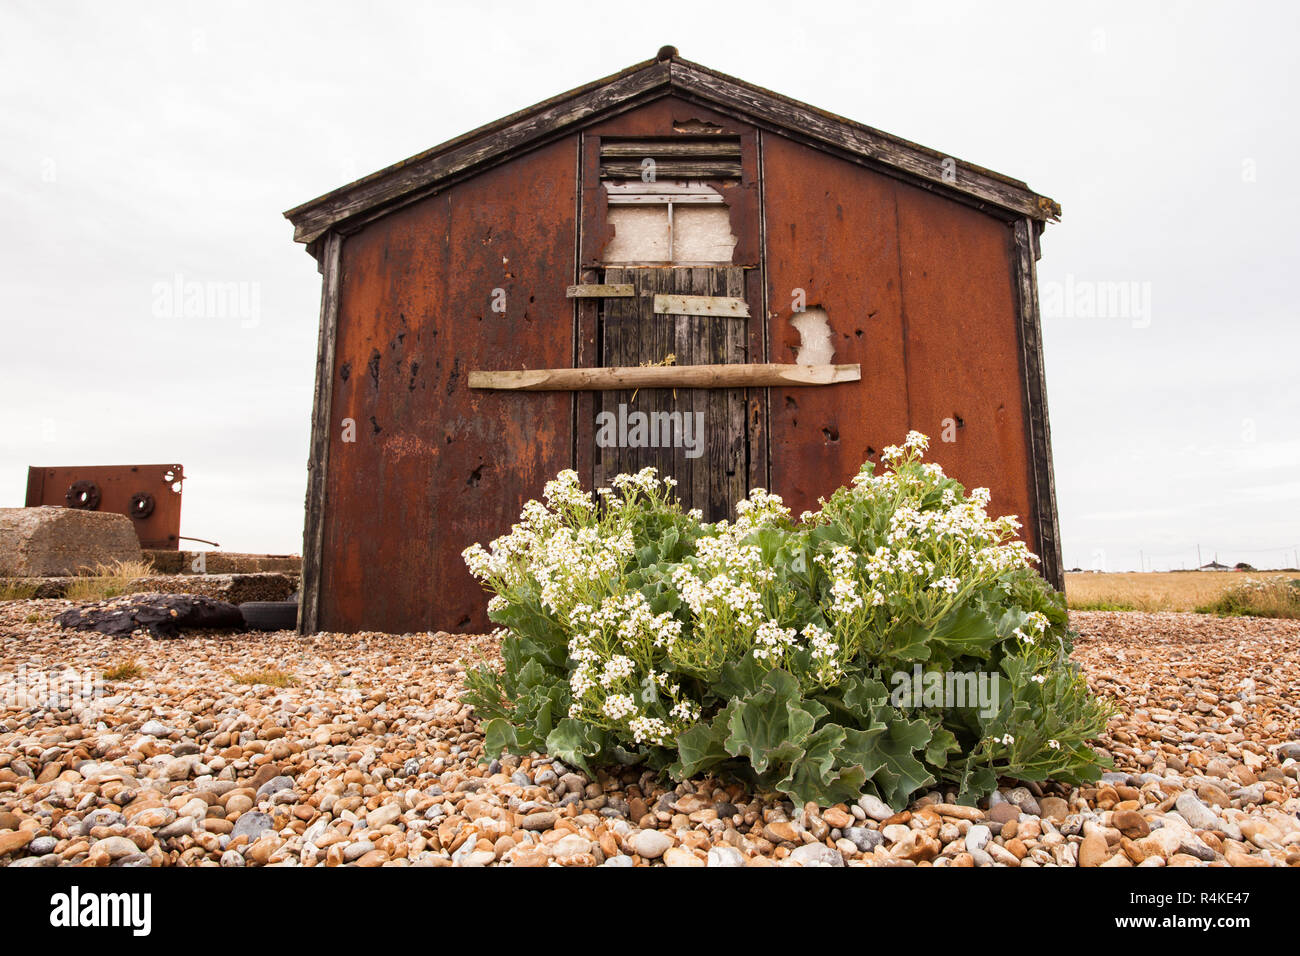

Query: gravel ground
[1,601,1297,867]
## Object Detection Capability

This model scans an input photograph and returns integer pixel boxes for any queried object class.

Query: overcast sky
[2,1,1297,571]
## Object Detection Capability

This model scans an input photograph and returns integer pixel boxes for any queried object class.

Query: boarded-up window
[601,181,737,265]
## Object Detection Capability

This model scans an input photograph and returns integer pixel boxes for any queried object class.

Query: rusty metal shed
[285,49,1063,635]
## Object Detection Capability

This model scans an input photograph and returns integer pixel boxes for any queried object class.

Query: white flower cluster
[672,564,765,627]
[544,469,596,513]
[669,698,702,722]
[880,430,930,466]
[609,467,664,496]
[802,623,844,683]
[816,546,865,617]
[468,433,1056,761]
[671,512,781,630]
[462,469,631,600]
[628,715,672,745]
[733,487,790,528]
[1012,611,1050,644]
[864,546,931,582]
[752,619,799,662]
[600,654,635,687]
[602,693,637,720]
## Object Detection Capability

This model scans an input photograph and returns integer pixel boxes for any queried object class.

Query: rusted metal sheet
[891,180,1036,551]
[25,464,184,549]
[761,131,1040,558]
[317,137,579,635]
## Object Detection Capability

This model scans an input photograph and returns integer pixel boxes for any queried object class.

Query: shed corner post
[1013,217,1064,592]
[300,230,343,635]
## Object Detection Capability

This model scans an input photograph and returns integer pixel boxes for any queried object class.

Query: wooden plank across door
[469,363,859,390]
[597,267,748,522]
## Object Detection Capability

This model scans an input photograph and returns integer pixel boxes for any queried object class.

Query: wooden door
[594,267,748,521]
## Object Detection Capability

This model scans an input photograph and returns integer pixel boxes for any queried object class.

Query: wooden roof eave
[284,55,1060,252]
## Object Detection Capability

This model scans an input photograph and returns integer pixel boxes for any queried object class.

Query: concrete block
[0,506,142,576]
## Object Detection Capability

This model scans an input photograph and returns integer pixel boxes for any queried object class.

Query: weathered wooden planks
[599,140,743,158]
[597,267,749,522]
[653,293,750,318]
[600,160,743,179]
[469,362,860,390]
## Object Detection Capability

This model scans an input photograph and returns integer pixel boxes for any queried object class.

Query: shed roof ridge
[284,54,1060,248]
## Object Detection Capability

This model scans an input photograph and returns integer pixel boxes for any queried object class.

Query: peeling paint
[791,307,834,365]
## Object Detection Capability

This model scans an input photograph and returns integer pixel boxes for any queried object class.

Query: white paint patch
[603,206,669,262]
[790,307,834,364]
[671,205,736,262]
[601,188,736,264]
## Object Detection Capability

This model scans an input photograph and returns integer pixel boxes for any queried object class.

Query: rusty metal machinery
[25,464,184,549]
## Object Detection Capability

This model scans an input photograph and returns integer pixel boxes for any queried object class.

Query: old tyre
[239,600,299,631]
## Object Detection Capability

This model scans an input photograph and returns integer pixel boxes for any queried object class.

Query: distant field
[1065,570,1298,613]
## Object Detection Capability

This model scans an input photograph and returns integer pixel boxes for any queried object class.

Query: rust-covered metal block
[24,464,184,550]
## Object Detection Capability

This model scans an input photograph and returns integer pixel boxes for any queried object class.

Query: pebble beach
[1,602,1297,867]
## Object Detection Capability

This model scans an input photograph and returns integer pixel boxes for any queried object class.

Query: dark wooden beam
[1013,217,1063,591]
[299,231,342,634]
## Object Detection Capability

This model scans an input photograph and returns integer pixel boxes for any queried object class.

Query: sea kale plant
[462,432,1112,808]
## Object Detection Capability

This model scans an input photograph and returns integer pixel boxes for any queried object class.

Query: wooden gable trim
[285,60,671,245]
[285,56,1060,248]
[666,62,1060,225]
